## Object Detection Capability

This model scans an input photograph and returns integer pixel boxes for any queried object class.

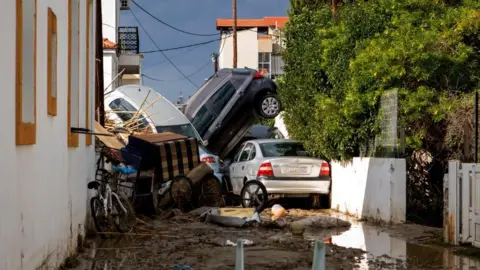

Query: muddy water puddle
[72,209,480,270]
[304,223,480,269]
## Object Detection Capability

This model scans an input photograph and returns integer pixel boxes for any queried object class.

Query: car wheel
[240,180,268,212]
[257,93,281,119]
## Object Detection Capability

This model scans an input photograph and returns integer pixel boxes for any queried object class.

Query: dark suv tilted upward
[184,68,282,158]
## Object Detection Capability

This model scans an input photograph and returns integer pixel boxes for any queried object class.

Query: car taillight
[253,71,264,79]
[320,162,330,176]
[258,162,274,177]
[201,156,216,163]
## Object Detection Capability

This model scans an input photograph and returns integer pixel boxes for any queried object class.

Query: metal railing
[117,26,139,55]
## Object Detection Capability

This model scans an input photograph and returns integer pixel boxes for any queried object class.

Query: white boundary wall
[331,158,406,223]
[0,0,97,269]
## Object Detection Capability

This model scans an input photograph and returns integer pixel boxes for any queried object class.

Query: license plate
[284,167,307,174]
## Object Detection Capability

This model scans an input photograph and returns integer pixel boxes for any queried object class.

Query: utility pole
[232,0,238,68]
[211,52,219,73]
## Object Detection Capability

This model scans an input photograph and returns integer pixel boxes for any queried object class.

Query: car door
[244,143,258,180]
[231,143,254,192]
[228,143,246,194]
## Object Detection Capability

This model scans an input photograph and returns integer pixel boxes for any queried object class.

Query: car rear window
[210,81,236,115]
[190,106,215,136]
[259,142,308,157]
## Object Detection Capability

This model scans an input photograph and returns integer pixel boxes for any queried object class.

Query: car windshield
[259,142,309,157]
[156,124,202,142]
[109,98,149,129]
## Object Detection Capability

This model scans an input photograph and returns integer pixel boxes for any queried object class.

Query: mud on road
[71,209,478,270]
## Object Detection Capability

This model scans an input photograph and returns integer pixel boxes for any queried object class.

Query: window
[156,124,202,142]
[239,143,254,162]
[233,143,245,163]
[271,54,285,80]
[209,82,236,115]
[230,143,245,163]
[191,106,215,137]
[248,145,256,160]
[68,0,80,147]
[259,142,308,158]
[85,0,92,145]
[47,8,57,116]
[16,0,37,145]
[109,98,149,129]
[258,52,271,78]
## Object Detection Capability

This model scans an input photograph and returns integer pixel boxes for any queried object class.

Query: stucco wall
[274,112,290,139]
[331,158,406,223]
[0,0,96,269]
[219,29,259,69]
[101,0,118,43]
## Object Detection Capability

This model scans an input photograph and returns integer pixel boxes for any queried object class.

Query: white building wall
[0,0,96,269]
[103,52,118,92]
[331,158,406,223]
[219,29,259,69]
[101,0,119,43]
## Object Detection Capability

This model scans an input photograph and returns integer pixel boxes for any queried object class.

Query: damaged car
[184,68,282,158]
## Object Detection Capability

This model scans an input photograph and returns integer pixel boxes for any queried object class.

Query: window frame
[248,144,256,161]
[209,81,236,115]
[239,143,254,162]
[15,0,37,145]
[258,52,271,78]
[191,105,216,137]
[47,7,57,116]
[67,0,80,147]
[232,143,246,163]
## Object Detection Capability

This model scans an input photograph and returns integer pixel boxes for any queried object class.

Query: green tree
[289,0,331,14]
[279,0,480,161]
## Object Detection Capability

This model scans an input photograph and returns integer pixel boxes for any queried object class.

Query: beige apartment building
[216,16,287,80]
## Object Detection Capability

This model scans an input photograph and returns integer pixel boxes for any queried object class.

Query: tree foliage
[279,0,480,161]
[289,0,331,14]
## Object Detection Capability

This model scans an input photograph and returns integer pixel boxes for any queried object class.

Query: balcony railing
[117,26,139,54]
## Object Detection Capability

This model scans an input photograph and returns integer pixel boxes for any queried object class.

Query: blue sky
[120,0,290,102]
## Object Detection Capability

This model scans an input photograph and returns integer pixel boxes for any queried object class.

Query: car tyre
[240,180,269,212]
[257,93,281,119]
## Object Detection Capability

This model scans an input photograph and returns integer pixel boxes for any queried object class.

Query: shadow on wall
[331,158,406,223]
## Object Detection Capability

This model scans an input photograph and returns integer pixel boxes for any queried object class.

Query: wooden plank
[94,121,125,149]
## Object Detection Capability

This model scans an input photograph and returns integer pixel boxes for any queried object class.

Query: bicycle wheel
[112,194,136,233]
[90,197,110,233]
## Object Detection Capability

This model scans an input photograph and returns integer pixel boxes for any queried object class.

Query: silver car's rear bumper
[257,176,331,195]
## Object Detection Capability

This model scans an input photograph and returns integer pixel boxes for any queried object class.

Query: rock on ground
[291,215,351,235]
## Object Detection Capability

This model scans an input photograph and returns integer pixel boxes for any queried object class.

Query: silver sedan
[225,139,331,207]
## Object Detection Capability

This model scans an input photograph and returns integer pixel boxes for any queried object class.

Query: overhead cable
[131,0,218,37]
[129,9,199,88]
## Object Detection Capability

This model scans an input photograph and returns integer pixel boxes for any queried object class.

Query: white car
[104,85,225,183]
[224,139,331,208]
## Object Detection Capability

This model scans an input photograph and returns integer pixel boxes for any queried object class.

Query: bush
[278,0,480,161]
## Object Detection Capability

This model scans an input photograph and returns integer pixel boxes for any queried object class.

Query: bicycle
[88,146,138,235]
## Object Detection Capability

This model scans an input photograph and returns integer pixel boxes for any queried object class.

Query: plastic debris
[271,204,287,221]
[226,239,254,246]
[158,181,171,196]
[173,264,192,270]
